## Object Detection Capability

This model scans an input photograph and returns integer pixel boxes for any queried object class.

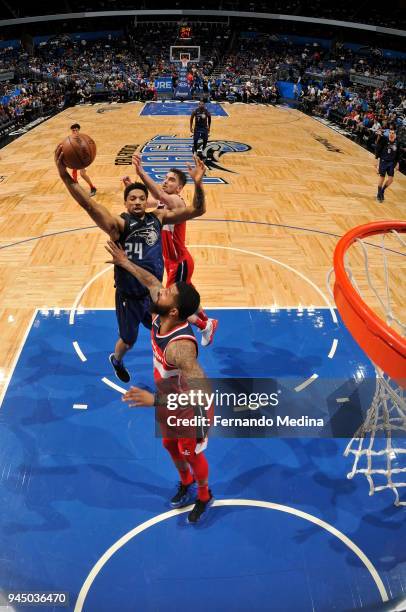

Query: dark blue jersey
[376,137,400,164]
[191,107,211,131]
[114,212,164,297]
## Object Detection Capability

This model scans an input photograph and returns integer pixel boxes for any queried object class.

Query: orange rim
[333,221,406,388]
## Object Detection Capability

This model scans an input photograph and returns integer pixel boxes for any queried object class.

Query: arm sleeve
[375,138,384,159]
[395,146,401,164]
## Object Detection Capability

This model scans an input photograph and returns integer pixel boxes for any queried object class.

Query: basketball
[61,133,96,169]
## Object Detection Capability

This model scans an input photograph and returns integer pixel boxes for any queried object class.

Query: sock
[377,186,382,195]
[162,438,193,485]
[197,484,210,502]
[187,452,209,501]
[90,184,96,190]
[193,317,207,331]
[382,185,387,192]
[72,169,78,182]
[197,309,208,322]
[180,469,194,486]
[112,355,122,365]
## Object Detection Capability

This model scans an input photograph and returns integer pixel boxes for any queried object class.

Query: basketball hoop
[330,221,406,506]
[180,54,190,70]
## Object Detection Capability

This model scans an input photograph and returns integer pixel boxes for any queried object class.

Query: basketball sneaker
[187,492,214,524]
[109,354,130,383]
[90,187,97,197]
[170,480,196,508]
[200,318,218,347]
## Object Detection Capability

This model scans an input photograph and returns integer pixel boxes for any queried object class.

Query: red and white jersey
[151,314,198,385]
[157,198,190,264]
[152,315,210,441]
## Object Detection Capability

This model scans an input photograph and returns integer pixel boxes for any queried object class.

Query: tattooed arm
[166,339,205,379]
[166,340,212,412]
[123,339,212,413]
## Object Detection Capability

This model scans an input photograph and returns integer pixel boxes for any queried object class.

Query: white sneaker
[200,318,218,347]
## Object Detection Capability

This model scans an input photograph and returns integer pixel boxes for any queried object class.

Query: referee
[375,127,400,202]
[190,99,211,157]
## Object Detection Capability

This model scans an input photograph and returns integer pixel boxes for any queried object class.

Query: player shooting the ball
[55,144,207,386]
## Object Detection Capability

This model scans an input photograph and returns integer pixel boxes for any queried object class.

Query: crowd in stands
[216,36,406,85]
[298,83,406,167]
[0,26,405,169]
[0,81,64,124]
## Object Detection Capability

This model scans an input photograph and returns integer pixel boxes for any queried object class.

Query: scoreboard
[179,25,192,39]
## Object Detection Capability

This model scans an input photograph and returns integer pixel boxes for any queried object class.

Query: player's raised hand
[105,240,128,266]
[54,144,67,176]
[132,153,143,176]
[186,154,206,184]
[122,386,155,407]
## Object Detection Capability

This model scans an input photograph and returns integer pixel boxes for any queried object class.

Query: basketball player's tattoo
[192,183,205,212]
[166,340,212,409]
[166,339,202,375]
[149,340,211,410]
[150,342,209,409]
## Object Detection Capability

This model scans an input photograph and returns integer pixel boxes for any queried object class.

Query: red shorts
[162,437,208,456]
[165,253,194,287]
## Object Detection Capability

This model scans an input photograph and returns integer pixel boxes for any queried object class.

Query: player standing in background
[123,153,218,346]
[70,124,97,196]
[375,127,400,202]
[105,240,214,524]
[190,99,211,157]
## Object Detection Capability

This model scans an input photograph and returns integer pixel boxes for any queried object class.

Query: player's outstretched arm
[132,153,179,208]
[157,155,206,226]
[105,240,162,302]
[55,145,122,240]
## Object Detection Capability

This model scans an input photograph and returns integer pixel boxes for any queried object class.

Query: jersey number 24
[125,242,143,259]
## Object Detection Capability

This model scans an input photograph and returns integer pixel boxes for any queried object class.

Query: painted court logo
[139,135,251,184]
[312,133,343,153]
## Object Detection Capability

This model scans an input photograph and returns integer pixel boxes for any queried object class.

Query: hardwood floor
[0,102,404,398]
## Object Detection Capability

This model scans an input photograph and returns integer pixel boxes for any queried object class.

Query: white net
[330,229,406,506]
[344,372,406,506]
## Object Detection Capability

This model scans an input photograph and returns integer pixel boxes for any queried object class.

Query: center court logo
[139,135,251,184]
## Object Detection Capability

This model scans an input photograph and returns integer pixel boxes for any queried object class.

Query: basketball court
[0,100,405,611]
